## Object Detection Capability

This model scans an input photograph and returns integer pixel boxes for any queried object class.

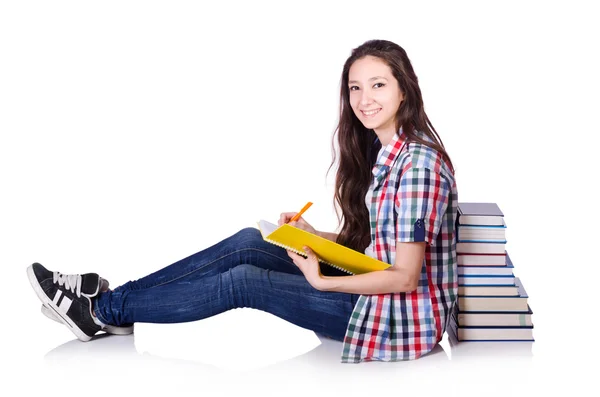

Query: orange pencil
[288,202,313,223]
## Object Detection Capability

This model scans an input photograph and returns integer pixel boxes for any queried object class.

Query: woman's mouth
[361,108,381,118]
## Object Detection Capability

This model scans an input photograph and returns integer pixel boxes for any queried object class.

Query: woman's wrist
[316,231,338,242]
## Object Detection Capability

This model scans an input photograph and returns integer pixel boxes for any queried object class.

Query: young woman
[27,39,458,364]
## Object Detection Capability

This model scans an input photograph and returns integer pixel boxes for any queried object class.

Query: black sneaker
[27,262,103,341]
[39,276,134,335]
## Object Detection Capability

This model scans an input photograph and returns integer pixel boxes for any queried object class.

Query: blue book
[450,322,534,342]
[459,274,516,286]
[447,325,535,351]
[450,304,534,341]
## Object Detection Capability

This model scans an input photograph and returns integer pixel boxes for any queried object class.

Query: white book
[459,232,506,239]
[458,275,515,285]
[458,215,505,226]
[458,266,514,276]
[457,242,505,254]
[456,307,533,327]
[459,284,519,296]
[459,277,528,312]
[447,326,533,356]
[458,226,507,239]
[458,254,506,266]
[459,235,506,241]
[458,296,529,312]
[458,266,514,277]
[457,203,505,227]
[454,326,534,341]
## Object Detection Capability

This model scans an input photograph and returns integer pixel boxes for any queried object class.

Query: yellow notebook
[256,219,391,275]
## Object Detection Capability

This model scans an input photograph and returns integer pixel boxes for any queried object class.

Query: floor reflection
[42,327,540,393]
[43,330,451,376]
[447,328,534,362]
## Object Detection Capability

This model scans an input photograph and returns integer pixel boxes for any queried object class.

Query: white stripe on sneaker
[26,265,92,342]
[52,289,72,315]
[59,295,72,314]
[53,289,62,305]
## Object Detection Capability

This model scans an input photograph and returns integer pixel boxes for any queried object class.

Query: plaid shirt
[340,127,458,363]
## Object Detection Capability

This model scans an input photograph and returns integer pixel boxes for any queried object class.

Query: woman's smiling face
[348,55,404,143]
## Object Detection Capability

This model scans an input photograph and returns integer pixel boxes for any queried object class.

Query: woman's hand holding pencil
[279,202,318,235]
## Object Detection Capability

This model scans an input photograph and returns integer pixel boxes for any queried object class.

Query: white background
[1,0,598,395]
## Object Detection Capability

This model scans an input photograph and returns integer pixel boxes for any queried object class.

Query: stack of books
[448,202,535,343]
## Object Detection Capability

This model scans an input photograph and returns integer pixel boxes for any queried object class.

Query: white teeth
[363,109,381,116]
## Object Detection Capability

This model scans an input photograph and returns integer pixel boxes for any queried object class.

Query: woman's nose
[360,89,374,105]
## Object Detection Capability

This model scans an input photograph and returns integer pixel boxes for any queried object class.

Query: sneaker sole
[27,265,93,342]
[40,304,134,335]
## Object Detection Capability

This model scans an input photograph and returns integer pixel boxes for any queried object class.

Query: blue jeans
[93,227,361,341]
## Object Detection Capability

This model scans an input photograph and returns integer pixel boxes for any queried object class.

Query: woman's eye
[349,83,385,91]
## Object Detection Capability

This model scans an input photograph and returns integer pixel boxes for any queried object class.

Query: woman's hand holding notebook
[256,219,391,275]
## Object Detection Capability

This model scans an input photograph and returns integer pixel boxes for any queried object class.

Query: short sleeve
[395,167,450,246]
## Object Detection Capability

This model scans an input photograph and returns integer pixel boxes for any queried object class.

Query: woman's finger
[279,212,298,226]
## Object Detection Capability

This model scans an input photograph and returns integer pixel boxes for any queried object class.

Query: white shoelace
[53,272,83,297]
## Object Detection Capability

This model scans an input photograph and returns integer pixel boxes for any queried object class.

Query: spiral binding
[265,238,353,275]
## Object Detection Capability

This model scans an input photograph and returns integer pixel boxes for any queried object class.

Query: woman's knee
[226,264,264,308]
[230,227,263,246]
[228,263,263,282]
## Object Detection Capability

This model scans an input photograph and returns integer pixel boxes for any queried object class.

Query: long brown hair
[327,39,455,253]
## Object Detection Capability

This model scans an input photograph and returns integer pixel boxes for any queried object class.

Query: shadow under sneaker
[27,262,103,341]
[40,305,134,335]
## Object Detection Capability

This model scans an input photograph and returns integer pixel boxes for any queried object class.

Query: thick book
[256,220,391,275]
[458,264,514,276]
[458,202,505,226]
[457,224,507,243]
[455,305,533,327]
[447,326,534,356]
[458,277,529,312]
[457,242,506,254]
[450,323,534,341]
[458,202,504,216]
[456,250,514,274]
[458,237,507,244]
[459,275,515,286]
[458,216,505,226]
[458,284,519,296]
[458,252,507,266]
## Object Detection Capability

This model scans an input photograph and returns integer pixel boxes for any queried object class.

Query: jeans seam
[122,272,354,309]
[122,293,226,309]
[144,247,294,290]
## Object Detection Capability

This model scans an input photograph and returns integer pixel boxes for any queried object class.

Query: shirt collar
[375,126,408,167]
